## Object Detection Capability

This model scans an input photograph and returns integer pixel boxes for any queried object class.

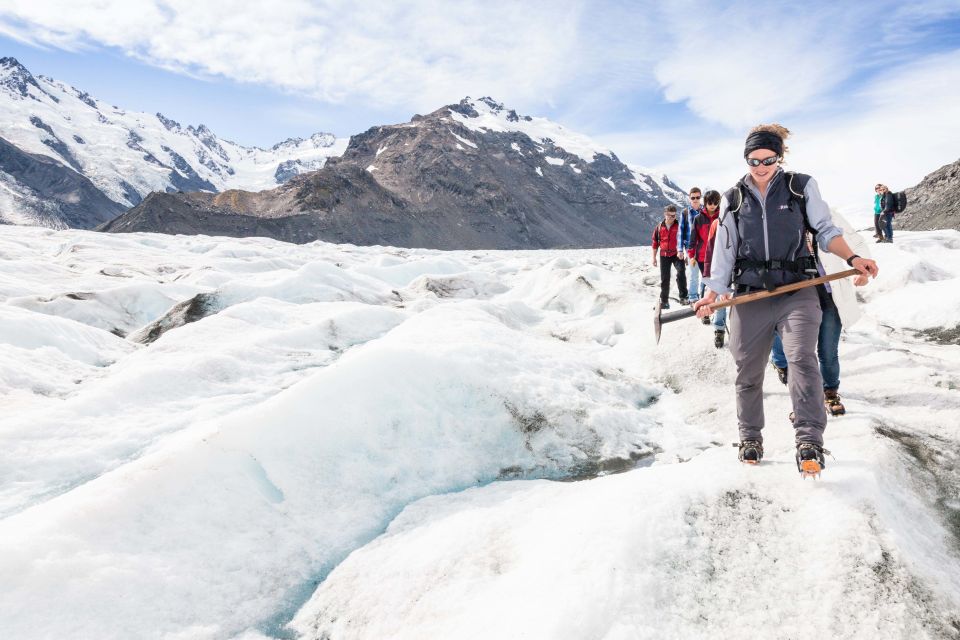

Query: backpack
[894,191,907,213]
[725,171,816,256]
[724,172,817,289]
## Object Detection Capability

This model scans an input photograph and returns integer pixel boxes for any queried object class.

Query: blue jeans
[712,306,728,331]
[696,262,727,330]
[686,260,700,302]
[882,213,894,241]
[770,290,842,389]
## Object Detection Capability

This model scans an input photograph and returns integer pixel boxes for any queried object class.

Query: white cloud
[0,0,587,111]
[650,2,858,128]
[3,0,958,228]
[598,49,960,228]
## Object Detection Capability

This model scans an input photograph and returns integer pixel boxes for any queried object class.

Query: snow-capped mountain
[1,224,958,638]
[104,97,686,249]
[0,57,345,228]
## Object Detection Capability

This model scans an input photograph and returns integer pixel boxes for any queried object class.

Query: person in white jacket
[769,209,870,415]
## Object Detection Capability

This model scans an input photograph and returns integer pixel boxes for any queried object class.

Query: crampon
[734,440,764,465]
[796,442,830,479]
[824,390,845,416]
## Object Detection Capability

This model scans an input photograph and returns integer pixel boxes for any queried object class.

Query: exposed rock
[898,157,960,231]
[129,292,222,344]
[156,113,181,132]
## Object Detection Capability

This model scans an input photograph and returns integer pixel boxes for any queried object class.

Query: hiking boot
[701,315,712,325]
[771,362,788,385]
[661,300,671,309]
[679,297,689,305]
[824,389,845,416]
[714,330,725,349]
[875,238,885,243]
[734,440,764,464]
[796,442,828,478]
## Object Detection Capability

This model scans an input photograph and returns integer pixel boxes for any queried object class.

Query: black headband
[744,131,784,158]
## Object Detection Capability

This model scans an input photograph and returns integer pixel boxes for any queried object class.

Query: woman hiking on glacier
[692,124,879,477]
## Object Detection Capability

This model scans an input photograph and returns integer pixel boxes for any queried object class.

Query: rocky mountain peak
[187,123,214,138]
[449,96,532,124]
[0,56,42,99]
[270,136,305,151]
[156,112,182,132]
[269,132,338,151]
[187,123,229,161]
[309,132,337,147]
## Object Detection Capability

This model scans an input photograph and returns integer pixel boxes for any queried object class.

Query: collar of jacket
[742,168,785,198]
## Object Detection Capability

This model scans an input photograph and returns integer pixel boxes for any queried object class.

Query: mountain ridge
[102,96,685,249]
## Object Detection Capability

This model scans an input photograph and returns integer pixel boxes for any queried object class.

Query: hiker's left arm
[803,178,843,253]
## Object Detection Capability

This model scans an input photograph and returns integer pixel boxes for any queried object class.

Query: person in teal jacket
[873,184,884,240]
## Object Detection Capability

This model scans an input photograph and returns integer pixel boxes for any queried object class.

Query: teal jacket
[874,193,882,215]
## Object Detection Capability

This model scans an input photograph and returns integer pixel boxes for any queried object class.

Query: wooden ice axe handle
[709,268,860,309]
[654,268,860,344]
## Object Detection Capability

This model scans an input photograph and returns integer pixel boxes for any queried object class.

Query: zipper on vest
[754,172,782,262]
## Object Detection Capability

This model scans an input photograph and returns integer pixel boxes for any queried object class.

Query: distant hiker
[878,184,897,243]
[770,210,871,417]
[692,124,879,477]
[689,190,725,347]
[873,184,885,239]
[678,188,704,303]
[652,204,689,309]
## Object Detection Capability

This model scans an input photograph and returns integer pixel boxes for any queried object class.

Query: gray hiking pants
[728,286,827,446]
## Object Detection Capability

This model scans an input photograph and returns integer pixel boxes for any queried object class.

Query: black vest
[723,171,817,291]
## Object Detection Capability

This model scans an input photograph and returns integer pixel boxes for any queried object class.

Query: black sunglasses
[746,156,780,167]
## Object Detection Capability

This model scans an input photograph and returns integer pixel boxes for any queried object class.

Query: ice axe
[654,268,860,344]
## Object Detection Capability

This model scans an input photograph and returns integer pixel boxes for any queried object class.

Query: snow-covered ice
[1,226,959,639]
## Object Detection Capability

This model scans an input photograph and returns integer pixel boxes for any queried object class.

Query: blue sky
[2,0,959,218]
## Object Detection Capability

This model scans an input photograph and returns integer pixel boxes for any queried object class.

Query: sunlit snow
[1,226,959,640]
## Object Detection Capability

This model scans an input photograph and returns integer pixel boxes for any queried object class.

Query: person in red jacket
[652,204,688,309]
[701,197,727,347]
[688,190,721,282]
[688,190,723,339]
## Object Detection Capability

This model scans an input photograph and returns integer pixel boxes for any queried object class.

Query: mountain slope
[0,57,344,228]
[899,157,960,231]
[0,135,125,228]
[103,97,685,249]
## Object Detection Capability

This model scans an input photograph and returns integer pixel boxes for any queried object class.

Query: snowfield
[1,226,959,639]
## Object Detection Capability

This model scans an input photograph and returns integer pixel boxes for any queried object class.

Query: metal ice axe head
[653,299,697,344]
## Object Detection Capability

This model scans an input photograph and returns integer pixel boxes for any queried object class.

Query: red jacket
[651,220,680,257]
[688,210,719,262]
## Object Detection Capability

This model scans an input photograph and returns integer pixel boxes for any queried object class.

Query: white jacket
[820,210,870,328]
